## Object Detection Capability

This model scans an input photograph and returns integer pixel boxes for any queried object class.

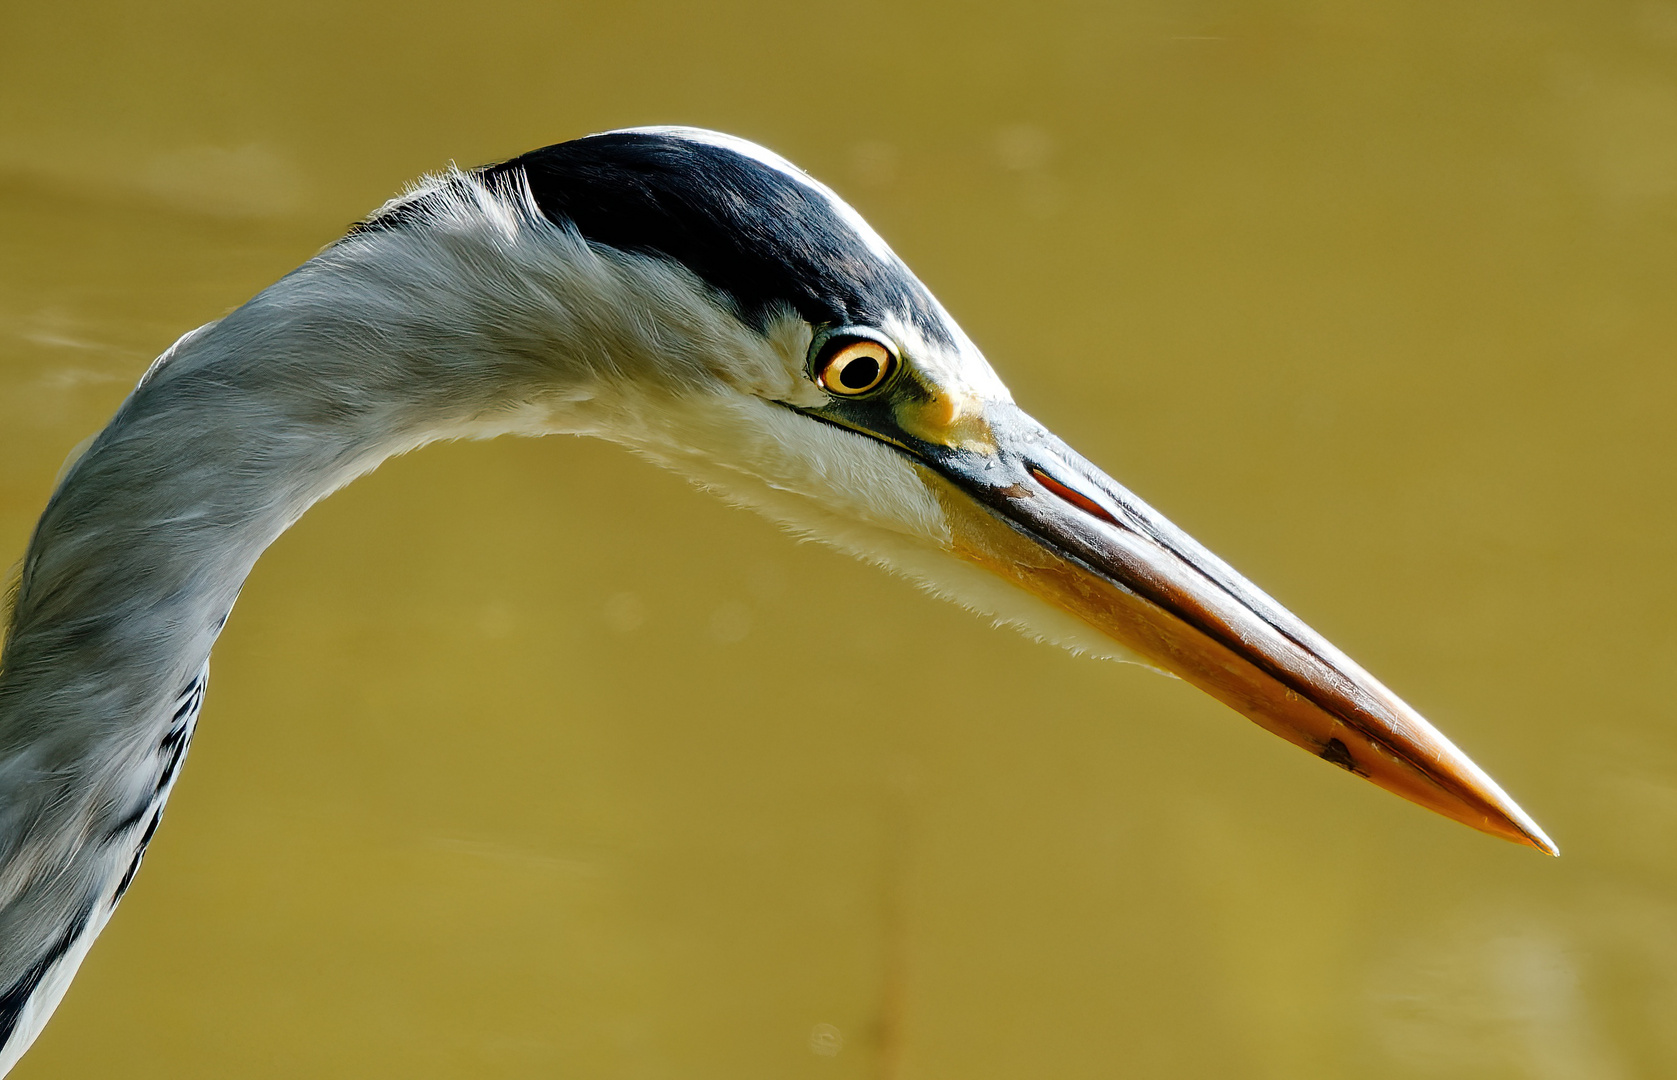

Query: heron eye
[816,338,896,396]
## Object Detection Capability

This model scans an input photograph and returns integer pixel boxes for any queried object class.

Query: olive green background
[2,1,1675,1076]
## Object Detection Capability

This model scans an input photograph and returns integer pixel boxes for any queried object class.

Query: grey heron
[0,126,1554,1073]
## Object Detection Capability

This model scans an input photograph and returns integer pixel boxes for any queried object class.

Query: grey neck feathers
[1,185,743,744]
[0,190,752,1040]
[0,165,807,1077]
[4,227,559,748]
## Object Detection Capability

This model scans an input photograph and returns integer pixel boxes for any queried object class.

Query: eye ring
[812,331,898,397]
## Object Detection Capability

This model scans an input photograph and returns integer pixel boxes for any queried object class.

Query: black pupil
[838,355,880,390]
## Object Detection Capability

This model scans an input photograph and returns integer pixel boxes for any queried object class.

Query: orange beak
[916,403,1555,854]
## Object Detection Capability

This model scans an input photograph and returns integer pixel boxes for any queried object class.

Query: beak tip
[1487,793,1558,856]
[1463,764,1557,857]
[1520,822,1560,858]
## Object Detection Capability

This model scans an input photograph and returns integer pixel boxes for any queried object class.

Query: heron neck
[0,242,571,733]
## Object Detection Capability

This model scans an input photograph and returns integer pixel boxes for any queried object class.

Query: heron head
[464,127,1552,854]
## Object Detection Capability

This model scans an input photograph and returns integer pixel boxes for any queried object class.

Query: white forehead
[610,125,897,264]
[882,311,1012,404]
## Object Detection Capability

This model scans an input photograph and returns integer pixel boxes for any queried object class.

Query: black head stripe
[366,130,953,347]
[486,132,952,344]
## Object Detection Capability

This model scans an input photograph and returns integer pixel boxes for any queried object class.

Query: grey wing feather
[0,662,207,1072]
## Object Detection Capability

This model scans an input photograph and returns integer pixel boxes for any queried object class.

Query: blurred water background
[2,1,1676,1076]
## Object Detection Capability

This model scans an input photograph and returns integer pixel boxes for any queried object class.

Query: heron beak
[917,403,1556,854]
